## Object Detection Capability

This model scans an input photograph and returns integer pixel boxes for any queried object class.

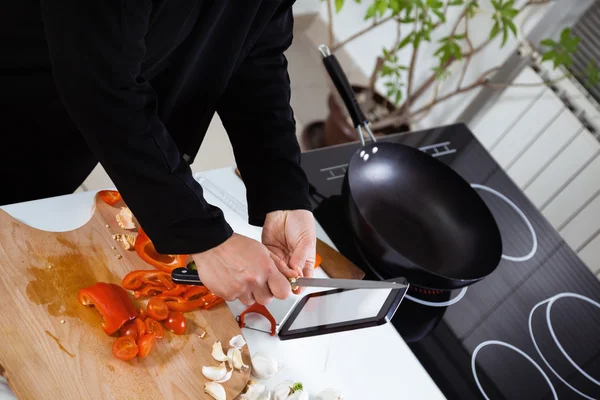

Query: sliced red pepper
[182,286,209,301]
[98,190,122,206]
[135,228,187,272]
[161,284,187,297]
[133,284,165,300]
[122,270,174,290]
[78,282,137,335]
[164,293,225,312]
[155,294,186,304]
[315,252,322,268]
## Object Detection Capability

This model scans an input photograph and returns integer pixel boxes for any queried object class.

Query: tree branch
[457,15,473,90]
[406,17,419,100]
[326,0,335,48]
[331,15,395,52]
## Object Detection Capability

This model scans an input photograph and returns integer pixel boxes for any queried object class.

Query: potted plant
[301,0,599,149]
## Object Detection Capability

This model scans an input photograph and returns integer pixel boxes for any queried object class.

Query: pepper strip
[78,282,137,335]
[135,228,187,273]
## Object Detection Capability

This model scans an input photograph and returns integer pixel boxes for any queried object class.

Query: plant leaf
[501,23,509,46]
[398,32,414,49]
[449,0,463,5]
[560,27,572,46]
[489,21,500,41]
[585,60,600,88]
[505,19,517,38]
[541,50,556,62]
[365,3,377,19]
[335,0,345,13]
[540,38,556,48]
[433,9,446,22]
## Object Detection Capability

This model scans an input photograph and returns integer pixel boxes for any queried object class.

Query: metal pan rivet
[360,150,365,157]
[363,154,369,161]
[372,147,378,153]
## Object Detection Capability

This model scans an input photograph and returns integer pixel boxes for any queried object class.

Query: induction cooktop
[300,123,600,400]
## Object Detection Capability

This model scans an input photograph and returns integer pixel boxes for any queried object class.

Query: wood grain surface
[316,239,365,280]
[0,194,250,399]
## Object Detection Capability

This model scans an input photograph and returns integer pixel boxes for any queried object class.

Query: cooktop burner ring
[529,293,600,399]
[405,286,468,307]
[471,340,558,400]
[471,184,538,262]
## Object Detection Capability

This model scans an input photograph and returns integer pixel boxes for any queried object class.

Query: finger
[292,261,315,295]
[268,270,292,300]
[238,292,255,306]
[289,237,316,275]
[269,251,299,279]
[252,283,274,306]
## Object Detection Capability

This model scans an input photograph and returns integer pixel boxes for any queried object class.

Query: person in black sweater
[0,0,316,306]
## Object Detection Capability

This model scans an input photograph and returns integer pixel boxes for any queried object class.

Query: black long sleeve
[37,0,311,254]
[217,1,312,226]
[39,0,233,254]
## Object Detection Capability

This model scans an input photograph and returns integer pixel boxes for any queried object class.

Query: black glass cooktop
[300,123,600,400]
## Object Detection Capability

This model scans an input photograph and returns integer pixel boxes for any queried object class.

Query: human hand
[191,233,292,306]
[262,210,316,294]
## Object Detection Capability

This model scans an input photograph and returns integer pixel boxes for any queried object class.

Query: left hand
[262,210,316,294]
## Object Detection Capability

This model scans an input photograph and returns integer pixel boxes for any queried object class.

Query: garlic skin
[215,368,233,383]
[317,388,343,400]
[287,392,308,400]
[212,341,229,362]
[238,381,270,400]
[250,352,278,379]
[272,381,294,400]
[205,382,226,400]
[230,334,247,349]
[202,363,227,381]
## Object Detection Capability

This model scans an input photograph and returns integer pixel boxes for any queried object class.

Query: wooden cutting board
[0,194,250,400]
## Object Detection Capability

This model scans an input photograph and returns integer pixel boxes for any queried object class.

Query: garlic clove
[205,382,226,400]
[229,334,246,349]
[317,388,344,400]
[250,352,279,380]
[202,363,228,381]
[238,381,269,400]
[287,392,308,400]
[272,381,294,400]
[215,368,233,383]
[227,348,234,369]
[231,347,249,371]
[212,341,229,362]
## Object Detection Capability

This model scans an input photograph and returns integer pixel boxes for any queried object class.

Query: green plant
[324,0,599,131]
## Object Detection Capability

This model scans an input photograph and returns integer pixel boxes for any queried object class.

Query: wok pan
[318,45,502,290]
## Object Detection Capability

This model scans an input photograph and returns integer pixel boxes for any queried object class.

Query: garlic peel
[251,352,279,379]
[205,382,226,400]
[212,341,229,362]
[202,363,227,381]
[317,388,344,400]
[227,348,234,369]
[238,381,269,400]
[272,381,294,400]
[230,334,247,349]
[287,392,308,400]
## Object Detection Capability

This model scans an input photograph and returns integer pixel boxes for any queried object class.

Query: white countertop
[0,167,445,400]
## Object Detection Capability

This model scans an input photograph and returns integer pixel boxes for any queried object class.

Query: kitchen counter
[0,167,445,400]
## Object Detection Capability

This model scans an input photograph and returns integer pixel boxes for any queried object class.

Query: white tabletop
[0,167,445,400]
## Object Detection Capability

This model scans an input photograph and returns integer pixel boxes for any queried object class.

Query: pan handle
[319,45,377,145]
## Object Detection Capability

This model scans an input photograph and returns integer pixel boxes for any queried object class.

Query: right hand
[191,233,292,306]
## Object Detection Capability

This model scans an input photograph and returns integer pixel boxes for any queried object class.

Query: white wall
[320,0,552,129]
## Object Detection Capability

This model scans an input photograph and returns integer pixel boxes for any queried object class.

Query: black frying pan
[319,45,502,290]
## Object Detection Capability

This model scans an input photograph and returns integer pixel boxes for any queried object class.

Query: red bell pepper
[135,228,187,272]
[164,293,225,312]
[182,286,209,300]
[238,303,277,336]
[78,282,137,335]
[122,270,175,290]
[98,190,122,206]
